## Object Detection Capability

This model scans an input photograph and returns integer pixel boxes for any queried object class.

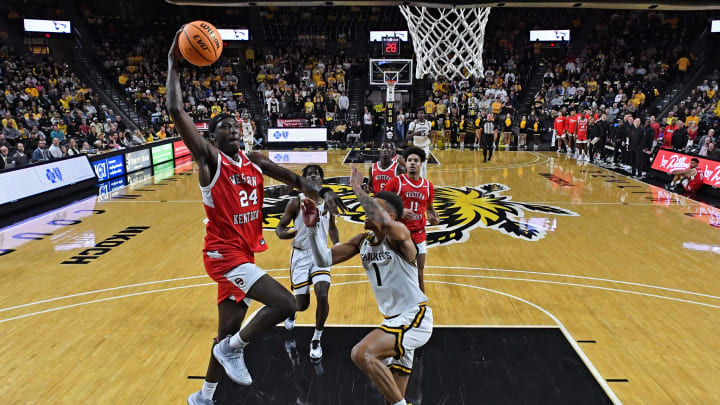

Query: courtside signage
[151,144,174,165]
[652,149,720,188]
[125,149,151,172]
[0,155,96,204]
[93,154,125,182]
[173,140,190,158]
[270,151,328,164]
[267,128,327,143]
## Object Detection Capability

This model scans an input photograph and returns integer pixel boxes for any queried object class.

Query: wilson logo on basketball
[261,178,578,245]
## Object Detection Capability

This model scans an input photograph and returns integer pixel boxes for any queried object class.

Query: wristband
[334,242,341,246]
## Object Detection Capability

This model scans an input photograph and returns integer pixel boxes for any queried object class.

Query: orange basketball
[178,21,223,67]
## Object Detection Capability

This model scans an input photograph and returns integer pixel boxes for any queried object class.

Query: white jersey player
[302,164,432,405]
[276,165,339,362]
[240,113,256,153]
[407,110,432,178]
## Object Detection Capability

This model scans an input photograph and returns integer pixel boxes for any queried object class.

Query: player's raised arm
[275,197,299,240]
[349,165,410,242]
[166,28,214,163]
[245,151,347,215]
[328,213,340,245]
[301,198,362,266]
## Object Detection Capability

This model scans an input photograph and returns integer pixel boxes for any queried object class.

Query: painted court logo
[261,178,578,245]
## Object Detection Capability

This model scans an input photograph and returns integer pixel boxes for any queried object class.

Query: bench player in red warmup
[368,142,406,194]
[666,157,704,194]
[382,146,439,292]
[166,30,345,405]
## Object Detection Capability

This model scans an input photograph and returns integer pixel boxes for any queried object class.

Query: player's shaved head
[375,191,404,218]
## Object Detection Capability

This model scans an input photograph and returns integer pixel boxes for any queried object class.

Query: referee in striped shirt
[482,113,498,162]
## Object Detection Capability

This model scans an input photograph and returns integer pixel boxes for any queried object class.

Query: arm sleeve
[307,226,332,267]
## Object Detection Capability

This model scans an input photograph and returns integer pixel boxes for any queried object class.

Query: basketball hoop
[399,5,491,80]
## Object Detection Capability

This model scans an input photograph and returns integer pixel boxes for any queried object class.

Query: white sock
[392,400,407,405]
[228,333,248,349]
[312,329,323,341]
[201,381,218,400]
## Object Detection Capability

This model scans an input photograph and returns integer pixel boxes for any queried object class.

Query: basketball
[178,21,223,66]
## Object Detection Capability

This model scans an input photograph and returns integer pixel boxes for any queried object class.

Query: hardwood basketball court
[1,150,718,404]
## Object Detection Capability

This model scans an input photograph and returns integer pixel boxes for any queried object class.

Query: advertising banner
[125,149,151,173]
[173,140,190,158]
[267,128,327,143]
[0,155,96,204]
[276,118,309,128]
[151,143,174,166]
[651,149,720,188]
[93,154,125,182]
[269,151,328,164]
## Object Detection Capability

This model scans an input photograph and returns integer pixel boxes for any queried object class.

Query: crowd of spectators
[532,11,710,140]
[0,46,163,170]
[249,48,356,130]
[662,70,720,158]
[84,1,261,138]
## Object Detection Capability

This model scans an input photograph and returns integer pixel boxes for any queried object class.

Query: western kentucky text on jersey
[228,173,258,187]
[372,160,399,194]
[233,209,260,224]
[384,174,434,231]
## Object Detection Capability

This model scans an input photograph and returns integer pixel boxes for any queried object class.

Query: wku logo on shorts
[234,277,245,287]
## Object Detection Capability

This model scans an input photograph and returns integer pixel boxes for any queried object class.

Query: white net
[399,5,491,80]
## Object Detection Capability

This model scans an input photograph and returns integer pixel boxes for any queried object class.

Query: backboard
[369,59,413,86]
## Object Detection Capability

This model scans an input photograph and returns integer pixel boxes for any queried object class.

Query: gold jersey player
[167,29,345,405]
[276,164,339,361]
[302,165,433,405]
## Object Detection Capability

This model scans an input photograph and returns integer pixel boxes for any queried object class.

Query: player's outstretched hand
[168,27,184,66]
[349,164,364,189]
[301,198,319,227]
[321,189,346,216]
[428,211,440,225]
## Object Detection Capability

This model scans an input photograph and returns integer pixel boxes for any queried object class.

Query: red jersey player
[167,29,345,405]
[554,112,568,154]
[566,110,578,157]
[368,142,406,194]
[383,146,440,292]
[576,114,589,161]
[667,157,704,194]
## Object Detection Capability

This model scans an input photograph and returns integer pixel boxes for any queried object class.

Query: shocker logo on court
[261,178,578,246]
